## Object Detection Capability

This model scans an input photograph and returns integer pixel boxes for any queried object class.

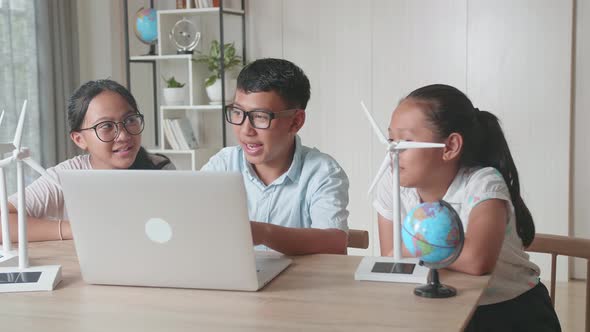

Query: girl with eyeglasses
[1,79,175,243]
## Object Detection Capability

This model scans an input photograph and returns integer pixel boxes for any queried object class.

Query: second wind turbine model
[355,101,445,284]
[0,101,62,292]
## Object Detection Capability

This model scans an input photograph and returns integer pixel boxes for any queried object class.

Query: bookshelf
[123,0,246,170]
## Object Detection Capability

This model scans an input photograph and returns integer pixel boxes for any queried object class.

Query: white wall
[77,0,125,84]
[247,0,574,279]
[573,0,590,279]
[466,0,573,280]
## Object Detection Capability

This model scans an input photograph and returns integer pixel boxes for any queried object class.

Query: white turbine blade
[394,141,445,150]
[22,158,61,189]
[360,101,389,145]
[0,156,14,168]
[13,100,27,149]
[0,110,4,127]
[368,154,391,195]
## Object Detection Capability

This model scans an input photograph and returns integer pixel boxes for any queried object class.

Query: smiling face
[70,91,142,169]
[231,89,305,178]
[388,99,448,188]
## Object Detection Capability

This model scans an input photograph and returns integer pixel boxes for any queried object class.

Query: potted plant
[162,76,186,106]
[195,40,242,104]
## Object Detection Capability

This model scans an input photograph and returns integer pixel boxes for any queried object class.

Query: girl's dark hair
[67,79,170,170]
[406,84,535,247]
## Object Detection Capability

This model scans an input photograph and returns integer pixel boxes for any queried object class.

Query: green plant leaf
[162,75,185,88]
[195,40,243,78]
[204,75,217,87]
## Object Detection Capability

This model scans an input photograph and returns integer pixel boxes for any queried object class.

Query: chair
[526,233,590,332]
[347,229,369,249]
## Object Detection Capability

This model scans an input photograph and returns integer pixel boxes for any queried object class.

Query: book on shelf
[174,118,200,149]
[195,0,217,8]
[171,119,189,150]
[163,118,181,150]
[164,117,199,150]
[174,0,217,11]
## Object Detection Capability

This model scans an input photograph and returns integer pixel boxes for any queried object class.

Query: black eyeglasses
[78,113,145,142]
[224,105,300,129]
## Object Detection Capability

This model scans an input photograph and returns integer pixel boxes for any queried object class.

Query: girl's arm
[448,199,507,275]
[0,203,73,243]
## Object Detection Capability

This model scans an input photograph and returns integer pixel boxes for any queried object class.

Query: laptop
[58,170,291,291]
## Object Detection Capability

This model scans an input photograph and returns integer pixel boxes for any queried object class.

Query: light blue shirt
[201,136,349,232]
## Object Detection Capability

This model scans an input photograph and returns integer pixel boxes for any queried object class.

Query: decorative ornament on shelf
[169,17,201,55]
[134,7,158,56]
[162,76,186,106]
[195,40,242,104]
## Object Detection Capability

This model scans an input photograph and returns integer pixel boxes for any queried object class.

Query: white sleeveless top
[373,166,540,305]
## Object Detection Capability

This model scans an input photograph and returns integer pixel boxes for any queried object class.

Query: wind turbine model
[0,109,19,267]
[0,101,62,292]
[355,101,445,283]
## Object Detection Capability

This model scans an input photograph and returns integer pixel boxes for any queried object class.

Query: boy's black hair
[236,58,311,109]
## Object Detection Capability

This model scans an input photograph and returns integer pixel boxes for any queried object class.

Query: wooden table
[0,241,490,331]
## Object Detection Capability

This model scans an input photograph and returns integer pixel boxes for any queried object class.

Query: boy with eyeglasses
[201,58,349,255]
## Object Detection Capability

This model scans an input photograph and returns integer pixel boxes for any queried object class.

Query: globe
[401,200,465,298]
[134,7,158,46]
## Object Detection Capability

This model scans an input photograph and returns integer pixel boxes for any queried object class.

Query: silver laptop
[58,170,291,291]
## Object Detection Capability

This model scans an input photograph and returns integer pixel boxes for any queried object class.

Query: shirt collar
[281,135,303,184]
[241,135,303,188]
[406,167,469,205]
[441,167,469,204]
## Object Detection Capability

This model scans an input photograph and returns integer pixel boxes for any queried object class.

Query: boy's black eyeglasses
[77,113,145,142]
[224,105,300,129]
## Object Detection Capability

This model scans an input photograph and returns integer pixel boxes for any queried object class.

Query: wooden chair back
[347,229,369,249]
[527,233,590,332]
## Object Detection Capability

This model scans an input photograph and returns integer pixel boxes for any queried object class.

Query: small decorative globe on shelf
[402,200,464,298]
[134,7,158,55]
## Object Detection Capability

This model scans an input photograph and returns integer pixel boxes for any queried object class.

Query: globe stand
[145,44,157,56]
[414,268,457,298]
[176,50,194,55]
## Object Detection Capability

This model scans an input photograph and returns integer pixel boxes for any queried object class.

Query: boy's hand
[250,221,268,246]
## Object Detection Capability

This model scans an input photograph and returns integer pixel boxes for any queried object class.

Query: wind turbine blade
[394,141,445,150]
[368,154,391,195]
[0,110,4,127]
[13,100,27,149]
[22,158,62,189]
[360,101,389,145]
[0,157,14,168]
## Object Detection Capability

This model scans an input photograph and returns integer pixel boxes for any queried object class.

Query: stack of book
[163,118,200,150]
[176,0,219,9]
[195,0,219,8]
